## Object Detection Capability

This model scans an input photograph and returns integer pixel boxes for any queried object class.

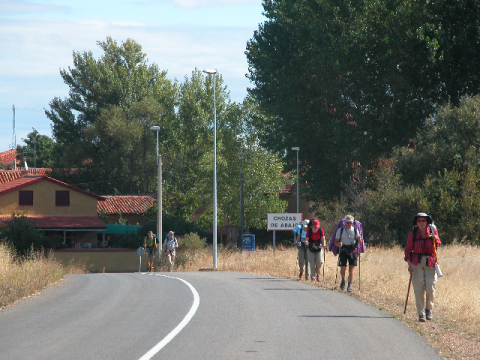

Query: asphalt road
[0,272,443,360]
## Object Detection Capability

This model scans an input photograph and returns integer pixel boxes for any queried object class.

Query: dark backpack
[412,224,435,242]
[307,229,323,252]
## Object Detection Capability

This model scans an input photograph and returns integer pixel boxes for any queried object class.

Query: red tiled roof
[0,149,17,165]
[0,169,52,184]
[98,195,155,214]
[0,171,21,184]
[0,175,105,200]
[0,216,107,230]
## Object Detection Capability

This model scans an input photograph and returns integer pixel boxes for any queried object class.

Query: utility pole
[12,105,16,169]
[238,152,246,249]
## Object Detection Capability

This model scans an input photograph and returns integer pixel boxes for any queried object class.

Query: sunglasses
[417,219,427,223]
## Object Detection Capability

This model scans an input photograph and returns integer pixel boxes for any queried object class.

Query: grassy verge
[0,243,84,309]
[175,244,480,360]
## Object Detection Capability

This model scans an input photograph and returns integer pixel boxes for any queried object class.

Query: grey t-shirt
[163,237,178,251]
[335,226,357,246]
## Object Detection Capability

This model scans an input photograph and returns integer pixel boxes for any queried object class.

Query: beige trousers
[307,248,324,278]
[412,255,437,316]
[297,245,309,277]
[166,250,176,271]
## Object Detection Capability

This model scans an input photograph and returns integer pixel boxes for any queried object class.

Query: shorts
[338,249,358,266]
[146,246,155,258]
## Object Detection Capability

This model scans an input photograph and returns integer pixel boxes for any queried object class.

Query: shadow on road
[299,315,393,319]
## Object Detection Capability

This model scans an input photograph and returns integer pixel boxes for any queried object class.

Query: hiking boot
[347,285,353,293]
[299,272,303,279]
[418,314,426,322]
[425,309,433,321]
[316,275,320,282]
[340,279,346,290]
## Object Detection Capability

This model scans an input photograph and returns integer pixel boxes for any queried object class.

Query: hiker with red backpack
[329,215,365,292]
[304,219,326,282]
[404,213,441,322]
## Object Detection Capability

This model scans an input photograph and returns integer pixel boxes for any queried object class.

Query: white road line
[139,274,200,360]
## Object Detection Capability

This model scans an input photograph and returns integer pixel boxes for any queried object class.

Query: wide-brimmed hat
[412,212,433,226]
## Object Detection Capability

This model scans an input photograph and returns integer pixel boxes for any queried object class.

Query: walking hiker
[304,219,326,282]
[404,213,441,322]
[143,230,158,272]
[163,231,179,272]
[296,220,310,279]
[330,215,364,292]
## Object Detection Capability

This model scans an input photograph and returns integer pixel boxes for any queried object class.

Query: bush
[117,232,144,248]
[178,232,207,251]
[0,215,45,255]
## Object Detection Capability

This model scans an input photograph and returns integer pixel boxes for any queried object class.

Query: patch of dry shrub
[0,244,65,308]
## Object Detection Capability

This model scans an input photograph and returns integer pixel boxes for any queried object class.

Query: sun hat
[412,212,433,226]
[303,219,310,227]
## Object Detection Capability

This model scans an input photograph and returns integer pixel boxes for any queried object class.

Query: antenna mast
[11,105,16,149]
[12,105,16,170]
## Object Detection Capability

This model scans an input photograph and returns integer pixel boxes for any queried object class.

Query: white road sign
[267,213,303,231]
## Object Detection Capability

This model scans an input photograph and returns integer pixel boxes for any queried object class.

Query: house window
[19,190,33,206]
[56,191,70,206]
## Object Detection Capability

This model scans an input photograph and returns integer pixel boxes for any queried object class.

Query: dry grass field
[0,244,75,309]
[178,244,480,360]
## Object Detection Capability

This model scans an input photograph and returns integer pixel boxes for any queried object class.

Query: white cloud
[0,16,256,150]
[172,0,259,9]
[0,0,68,14]
[131,0,260,9]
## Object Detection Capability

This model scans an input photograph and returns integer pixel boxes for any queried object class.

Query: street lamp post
[203,69,218,269]
[150,126,162,265]
[291,147,300,214]
[238,152,246,249]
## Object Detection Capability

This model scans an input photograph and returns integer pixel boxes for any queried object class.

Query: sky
[0,0,266,152]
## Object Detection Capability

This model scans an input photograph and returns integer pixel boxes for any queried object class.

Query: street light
[238,152,246,248]
[291,147,300,213]
[203,68,218,269]
[150,125,162,264]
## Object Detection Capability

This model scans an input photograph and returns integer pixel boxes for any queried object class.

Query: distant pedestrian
[296,220,310,279]
[163,231,179,272]
[404,213,441,322]
[333,215,363,292]
[304,219,325,282]
[143,230,158,272]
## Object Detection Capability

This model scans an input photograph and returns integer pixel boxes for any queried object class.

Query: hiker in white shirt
[163,231,178,272]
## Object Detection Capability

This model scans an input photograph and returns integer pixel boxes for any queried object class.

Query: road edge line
[139,274,200,360]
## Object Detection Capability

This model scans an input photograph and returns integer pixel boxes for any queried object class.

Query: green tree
[16,129,56,169]
[218,97,288,229]
[44,39,289,236]
[45,37,176,194]
[246,0,480,201]
[394,95,480,184]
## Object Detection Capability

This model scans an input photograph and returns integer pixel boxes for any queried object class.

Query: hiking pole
[334,260,339,289]
[323,248,326,281]
[358,252,361,291]
[404,273,413,314]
